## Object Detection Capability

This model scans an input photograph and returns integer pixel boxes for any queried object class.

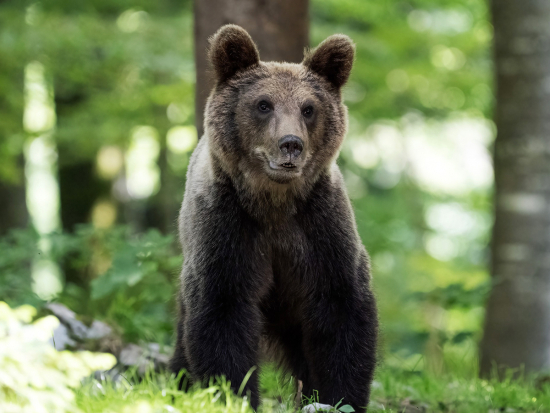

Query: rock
[153,352,170,369]
[50,322,76,350]
[92,366,126,385]
[46,303,89,340]
[119,343,145,366]
[46,303,121,354]
[118,342,172,375]
[148,342,161,353]
[45,303,171,380]
[87,320,112,340]
[302,403,334,412]
[146,342,172,370]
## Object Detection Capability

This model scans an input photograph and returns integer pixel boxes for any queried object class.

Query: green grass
[75,363,550,413]
[372,368,550,412]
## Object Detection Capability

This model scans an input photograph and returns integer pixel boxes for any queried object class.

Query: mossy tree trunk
[193,0,309,137]
[480,0,550,376]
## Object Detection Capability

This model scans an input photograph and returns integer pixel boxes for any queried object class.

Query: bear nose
[278,135,304,158]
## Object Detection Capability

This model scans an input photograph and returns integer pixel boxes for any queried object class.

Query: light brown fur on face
[202,26,354,219]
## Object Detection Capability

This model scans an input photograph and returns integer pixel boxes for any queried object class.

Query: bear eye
[258,101,271,113]
[302,106,314,118]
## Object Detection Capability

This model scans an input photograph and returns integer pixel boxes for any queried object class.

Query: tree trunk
[0,158,27,235]
[58,155,109,232]
[194,0,309,137]
[0,43,27,235]
[480,0,550,376]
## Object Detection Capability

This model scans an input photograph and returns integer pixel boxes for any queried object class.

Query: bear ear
[303,34,355,88]
[208,24,260,83]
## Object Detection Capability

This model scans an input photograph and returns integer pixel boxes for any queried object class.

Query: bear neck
[212,153,325,223]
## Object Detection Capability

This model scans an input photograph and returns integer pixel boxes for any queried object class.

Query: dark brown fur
[208,25,260,83]
[170,25,378,412]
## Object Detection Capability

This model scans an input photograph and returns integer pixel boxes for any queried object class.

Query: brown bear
[170,24,378,412]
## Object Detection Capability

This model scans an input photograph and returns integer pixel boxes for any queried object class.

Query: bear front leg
[301,288,378,413]
[172,175,275,410]
[183,297,262,409]
[170,294,192,391]
[295,175,379,412]
[175,194,269,410]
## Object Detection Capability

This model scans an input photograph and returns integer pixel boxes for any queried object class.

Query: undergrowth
[74,363,550,413]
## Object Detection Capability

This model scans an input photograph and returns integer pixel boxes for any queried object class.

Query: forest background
[2,0,547,411]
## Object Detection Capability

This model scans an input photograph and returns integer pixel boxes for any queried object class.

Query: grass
[372,368,550,412]
[74,362,550,413]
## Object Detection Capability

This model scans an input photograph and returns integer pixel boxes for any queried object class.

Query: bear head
[204,24,354,200]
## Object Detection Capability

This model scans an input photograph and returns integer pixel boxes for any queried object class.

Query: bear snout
[278,135,304,160]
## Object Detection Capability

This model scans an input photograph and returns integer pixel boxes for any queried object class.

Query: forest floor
[75,363,550,413]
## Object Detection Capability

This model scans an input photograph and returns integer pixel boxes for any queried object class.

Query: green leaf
[339,405,355,412]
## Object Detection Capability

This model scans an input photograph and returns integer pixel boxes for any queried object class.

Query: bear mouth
[263,158,302,183]
[268,160,298,171]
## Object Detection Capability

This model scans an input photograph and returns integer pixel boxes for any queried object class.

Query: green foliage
[309,0,494,364]
[313,0,492,120]
[0,301,116,413]
[61,226,181,344]
[411,282,490,309]
[0,228,41,307]
[0,298,546,413]
[0,225,181,344]
[0,0,195,183]
[372,366,550,412]
[0,5,26,184]
[0,0,496,372]
[37,0,191,16]
[76,374,256,413]
[72,364,550,412]
[86,227,182,343]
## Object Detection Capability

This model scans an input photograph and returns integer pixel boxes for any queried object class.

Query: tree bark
[193,0,309,137]
[480,0,550,376]
[0,159,27,235]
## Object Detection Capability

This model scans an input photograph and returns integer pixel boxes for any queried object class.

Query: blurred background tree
[194,0,309,136]
[0,10,27,235]
[0,0,520,378]
[480,0,550,376]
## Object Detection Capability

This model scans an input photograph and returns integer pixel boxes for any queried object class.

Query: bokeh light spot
[91,200,117,229]
[125,126,160,199]
[96,146,124,180]
[167,126,197,154]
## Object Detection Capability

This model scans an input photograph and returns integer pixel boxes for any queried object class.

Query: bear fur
[170,25,378,412]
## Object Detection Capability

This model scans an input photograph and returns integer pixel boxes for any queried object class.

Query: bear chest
[259,221,310,317]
